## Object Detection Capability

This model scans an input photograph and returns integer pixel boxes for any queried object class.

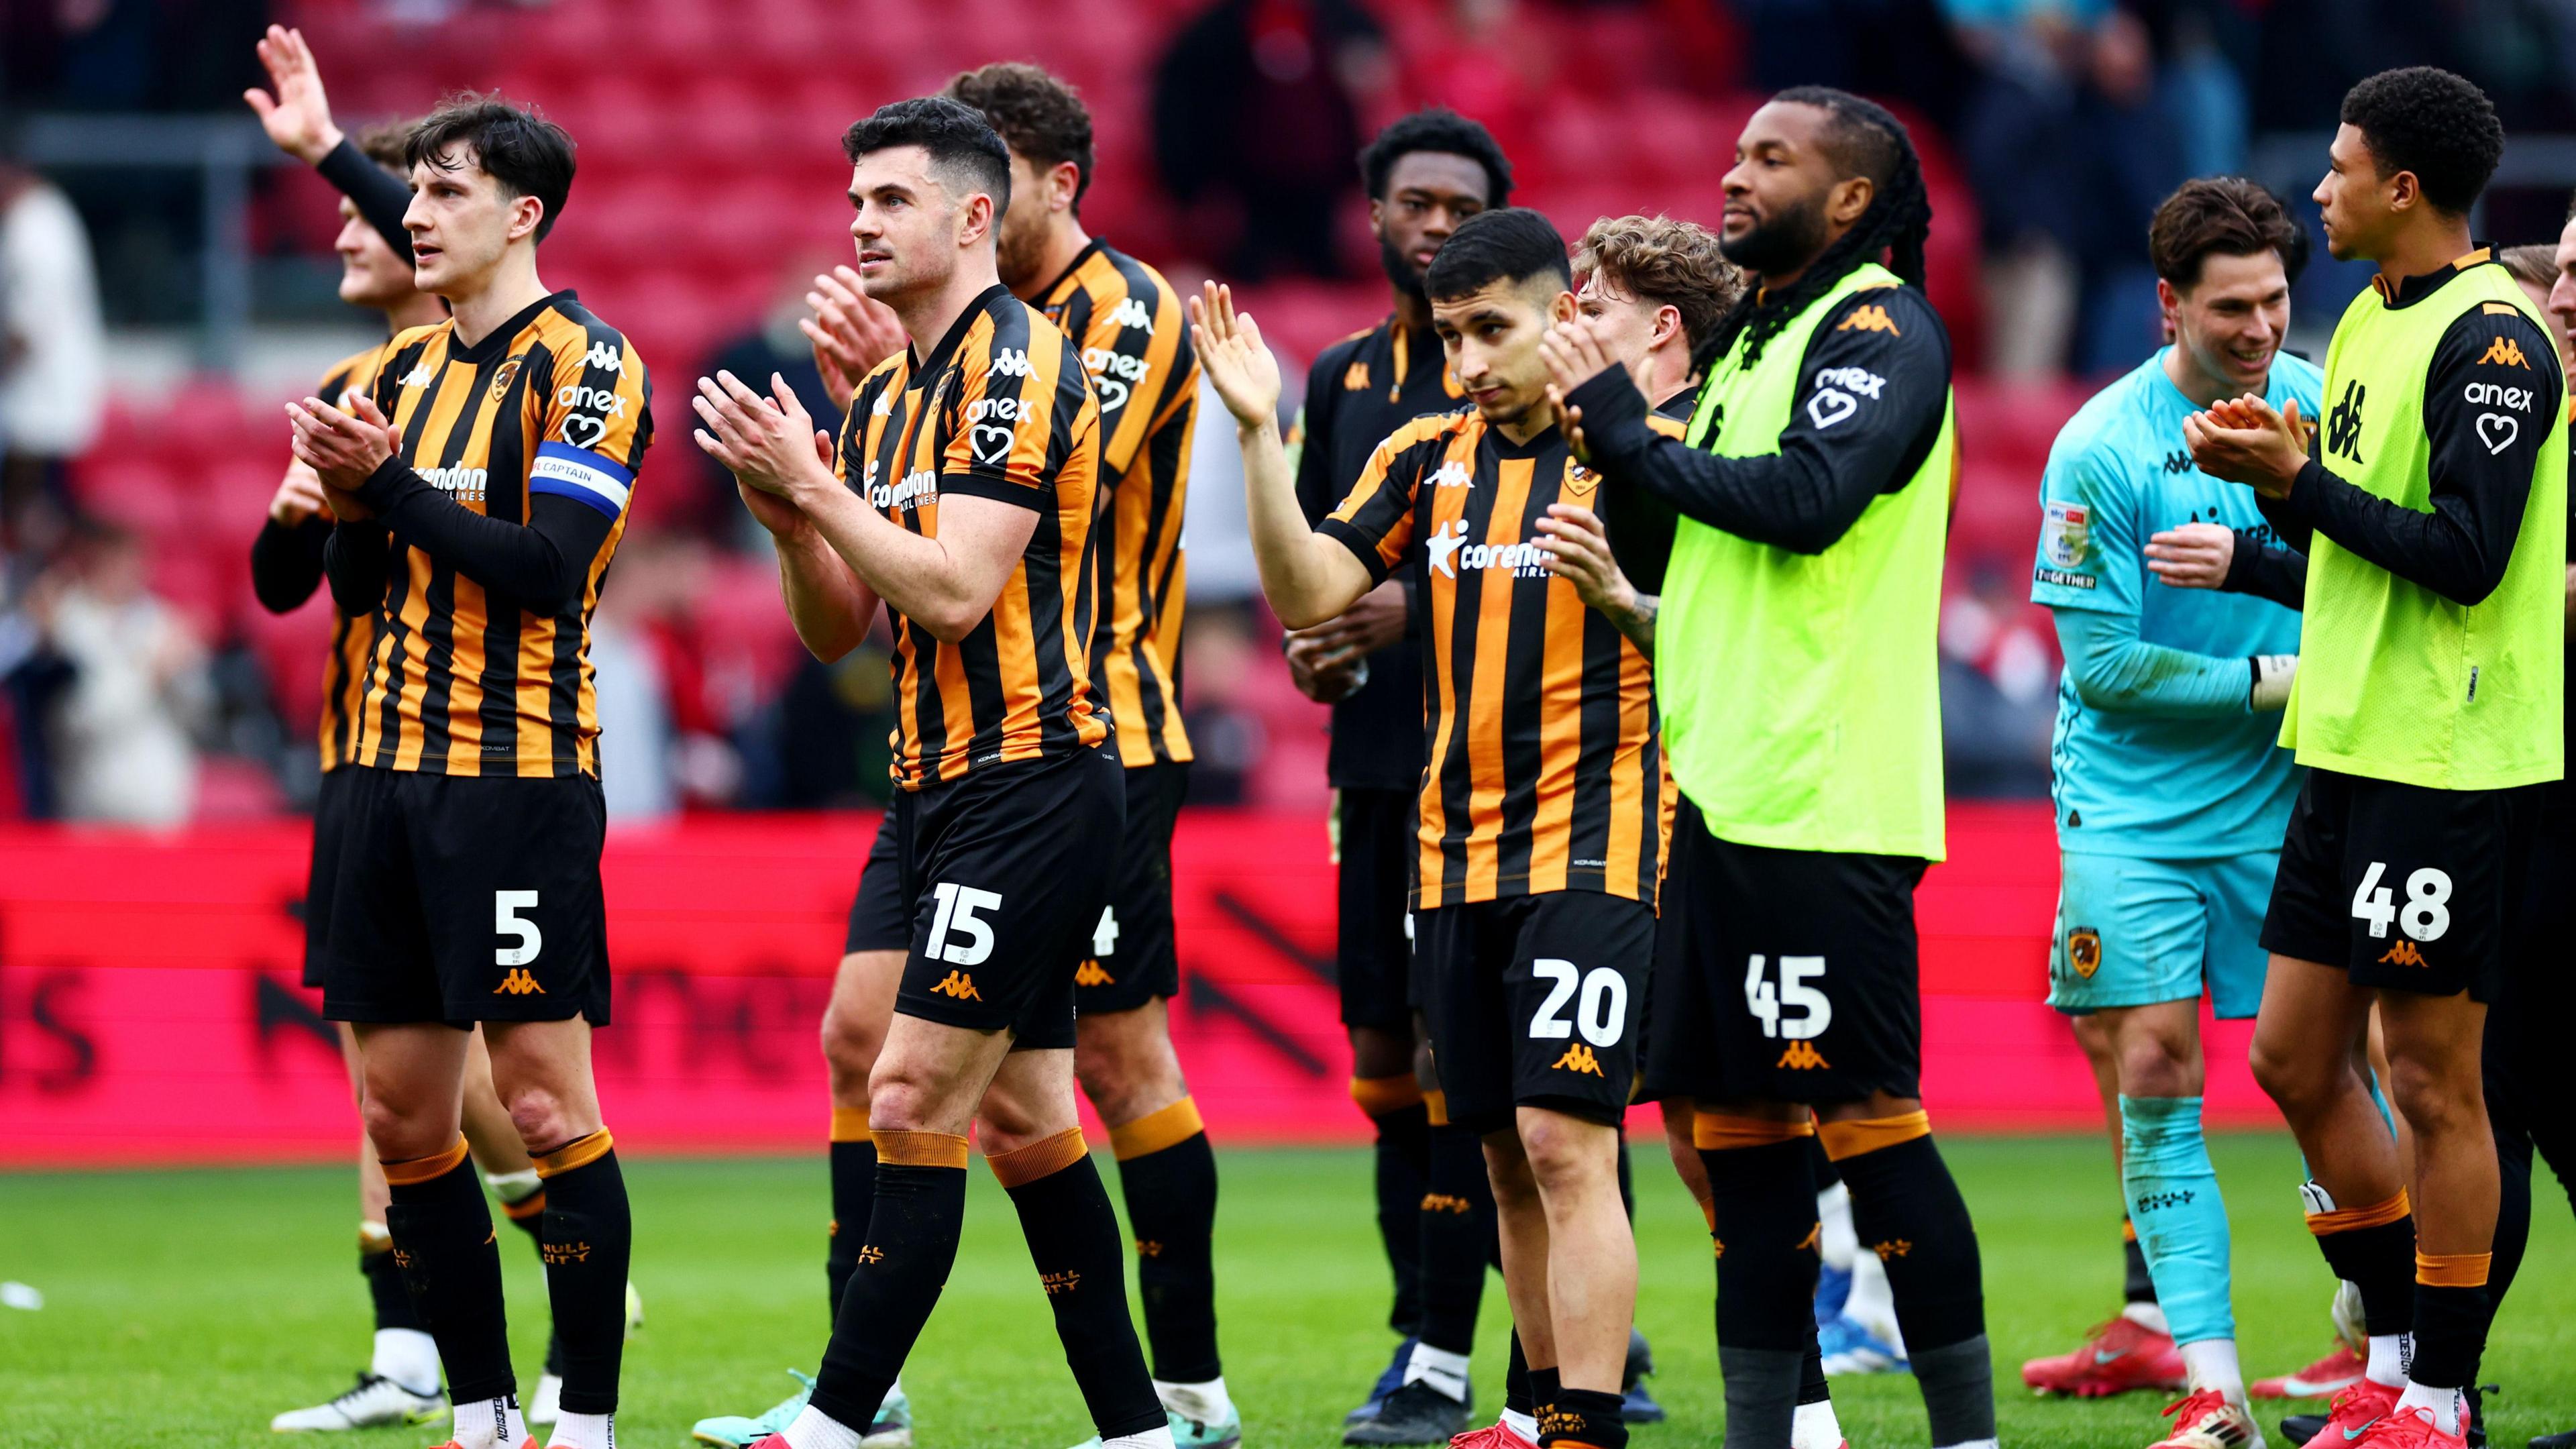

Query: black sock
[1798,1346,1829,1406]
[1541,1386,1627,1449]
[1531,1365,1562,1421]
[361,1244,425,1334]
[1807,1135,1839,1192]
[998,1130,1165,1439]
[812,1134,969,1430]
[2123,1217,2157,1304]
[1368,1094,1432,1336]
[535,1131,631,1415]
[1827,1118,1992,1446]
[828,1136,879,1319]
[1419,1121,1489,1354]
[1507,1333,1533,1415]
[495,1189,561,1379]
[2490,1122,2533,1307]
[383,1140,514,1404]
[2308,1197,2416,1339]
[1616,1134,1635,1220]
[2410,1255,2495,1391]
[1112,1099,1222,1384]
[1698,1135,1823,1354]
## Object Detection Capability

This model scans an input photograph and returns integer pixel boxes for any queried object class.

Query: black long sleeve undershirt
[316,137,414,264]
[323,519,393,616]
[250,514,332,614]
[2220,527,2308,610]
[1570,286,1952,562]
[333,458,618,615]
[2276,305,2561,607]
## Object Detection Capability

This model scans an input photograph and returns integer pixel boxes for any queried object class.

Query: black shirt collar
[910,283,1014,383]
[2372,247,2496,309]
[449,289,574,364]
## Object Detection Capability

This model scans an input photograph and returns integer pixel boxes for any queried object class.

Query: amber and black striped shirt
[837,283,1108,788]
[340,290,650,778]
[1040,240,1199,767]
[1321,411,1682,908]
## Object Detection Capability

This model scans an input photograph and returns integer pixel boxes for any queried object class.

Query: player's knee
[1515,1112,1609,1197]
[500,1083,579,1154]
[2114,1032,2198,1098]
[2385,1051,2484,1136]
[1483,1134,1540,1208]
[2249,1030,2331,1113]
[820,1000,886,1094]
[360,1091,443,1162]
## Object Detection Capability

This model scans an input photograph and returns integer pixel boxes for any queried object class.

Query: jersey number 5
[495,890,543,966]
[1745,955,1831,1040]
[2350,861,2450,943]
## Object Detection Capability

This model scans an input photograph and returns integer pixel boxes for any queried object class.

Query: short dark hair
[1360,108,1513,207]
[945,63,1094,213]
[843,96,1013,218]
[405,93,576,243]
[2147,178,2305,289]
[1573,214,1742,359]
[354,120,413,173]
[1426,207,1570,301]
[2340,67,2503,217]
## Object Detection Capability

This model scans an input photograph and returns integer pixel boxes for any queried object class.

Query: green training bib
[1662,262,1953,859]
[2289,260,2567,789]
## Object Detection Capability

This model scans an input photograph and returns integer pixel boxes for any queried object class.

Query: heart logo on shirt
[2476,411,2519,455]
[561,413,610,449]
[970,423,1016,467]
[1806,388,1858,430]
[1093,378,1130,415]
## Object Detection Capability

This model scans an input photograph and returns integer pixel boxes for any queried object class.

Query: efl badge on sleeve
[2068,926,2103,979]
[2042,501,2090,568]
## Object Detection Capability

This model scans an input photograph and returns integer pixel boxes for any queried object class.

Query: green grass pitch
[3,1135,2570,1448]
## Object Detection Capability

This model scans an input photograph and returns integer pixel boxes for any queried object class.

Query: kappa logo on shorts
[1135,1238,1163,1257]
[1552,1043,1605,1075]
[494,969,546,996]
[857,1246,883,1265]
[1776,1040,1830,1071]
[1074,961,1115,987]
[2377,940,2429,968]
[1420,1192,1474,1215]
[1872,1238,1913,1260]
[931,969,982,1000]
[2068,926,2103,979]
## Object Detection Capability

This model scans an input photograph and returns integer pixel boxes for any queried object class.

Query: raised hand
[1540,313,1622,396]
[286,392,399,497]
[243,25,343,165]
[694,370,832,501]
[268,460,332,525]
[2185,394,2306,499]
[803,266,906,411]
[1185,280,1282,427]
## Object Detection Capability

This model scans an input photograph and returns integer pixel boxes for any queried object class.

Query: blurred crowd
[5,0,2572,824]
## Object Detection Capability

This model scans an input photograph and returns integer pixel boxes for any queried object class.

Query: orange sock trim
[2415,1250,2491,1287]
[381,1136,470,1187]
[2306,1189,2410,1236]
[830,1106,871,1143]
[873,1129,970,1169]
[1350,1075,1424,1117]
[533,1128,614,1179]
[2122,1218,2138,1244]
[987,1127,1089,1187]
[1108,1097,1204,1162]
[1424,1089,1450,1127]
[1818,1110,1932,1162]
[501,1189,548,1221]
[1693,1112,1817,1151]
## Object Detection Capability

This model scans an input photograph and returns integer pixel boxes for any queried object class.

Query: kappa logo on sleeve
[989,346,1033,379]
[581,341,625,373]
[1108,296,1155,332]
[2477,335,2531,369]
[1835,304,1901,335]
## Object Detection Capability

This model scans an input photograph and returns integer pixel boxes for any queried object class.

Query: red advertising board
[0,803,2280,1167]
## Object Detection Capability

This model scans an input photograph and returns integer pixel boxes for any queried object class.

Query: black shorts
[844,806,908,955]
[1644,797,1929,1105]
[890,745,1123,1051]
[2260,767,2540,1003]
[321,765,610,1028]
[1416,891,1654,1134]
[2485,797,2575,1125]
[1338,786,1417,1032]
[1075,761,1190,1014]
[301,765,360,989]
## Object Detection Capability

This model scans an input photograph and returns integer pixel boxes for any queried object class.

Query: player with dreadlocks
[1544,88,1995,1449]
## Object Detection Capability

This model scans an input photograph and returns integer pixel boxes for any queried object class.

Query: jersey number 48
[2351,861,2451,943]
